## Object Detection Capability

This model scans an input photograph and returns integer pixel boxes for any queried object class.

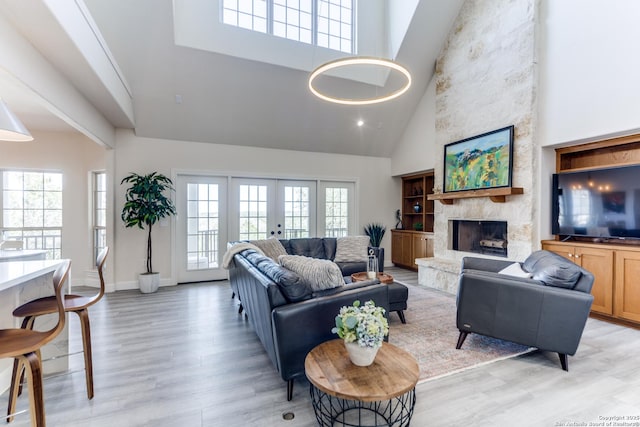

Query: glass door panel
[280,181,316,239]
[239,183,269,240]
[177,175,228,282]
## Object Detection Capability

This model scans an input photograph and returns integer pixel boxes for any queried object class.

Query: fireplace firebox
[449,220,508,257]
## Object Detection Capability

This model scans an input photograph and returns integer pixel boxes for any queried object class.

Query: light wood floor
[2,269,640,426]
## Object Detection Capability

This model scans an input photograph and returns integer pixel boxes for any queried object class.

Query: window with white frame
[222,0,355,53]
[1,170,63,259]
[92,171,107,263]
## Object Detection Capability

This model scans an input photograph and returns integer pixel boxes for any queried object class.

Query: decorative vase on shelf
[344,341,380,366]
[413,202,421,213]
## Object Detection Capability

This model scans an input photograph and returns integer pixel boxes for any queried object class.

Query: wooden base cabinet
[392,230,433,270]
[413,233,433,260]
[542,240,640,325]
[542,242,613,315]
[614,251,640,323]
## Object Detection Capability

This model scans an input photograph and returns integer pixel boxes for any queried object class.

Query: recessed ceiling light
[357,120,364,127]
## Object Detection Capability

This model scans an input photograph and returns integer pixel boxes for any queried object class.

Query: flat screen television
[552,164,640,240]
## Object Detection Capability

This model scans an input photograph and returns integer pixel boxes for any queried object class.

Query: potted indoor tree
[121,172,176,293]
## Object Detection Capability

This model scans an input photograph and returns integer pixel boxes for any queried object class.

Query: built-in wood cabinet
[548,133,640,326]
[542,241,613,315]
[614,250,640,323]
[542,240,640,325]
[391,230,412,268]
[391,230,433,270]
[413,232,433,260]
[392,171,435,270]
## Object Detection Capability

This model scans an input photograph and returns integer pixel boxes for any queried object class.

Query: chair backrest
[0,240,23,250]
[42,260,72,347]
[94,247,109,302]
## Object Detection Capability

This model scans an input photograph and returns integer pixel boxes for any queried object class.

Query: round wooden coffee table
[350,271,395,284]
[305,339,419,426]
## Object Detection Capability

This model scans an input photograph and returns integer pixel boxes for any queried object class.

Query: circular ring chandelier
[308,57,412,106]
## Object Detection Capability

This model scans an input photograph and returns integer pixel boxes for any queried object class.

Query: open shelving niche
[400,172,434,232]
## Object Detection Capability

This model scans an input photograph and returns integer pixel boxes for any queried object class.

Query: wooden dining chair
[2,260,71,426]
[11,247,108,402]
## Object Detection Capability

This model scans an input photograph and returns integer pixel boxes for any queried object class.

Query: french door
[175,174,351,283]
[176,175,228,282]
[229,178,317,242]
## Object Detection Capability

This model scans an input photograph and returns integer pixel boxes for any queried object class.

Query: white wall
[0,131,108,286]
[536,0,640,240]
[390,77,437,177]
[538,0,640,147]
[0,8,116,148]
[113,129,397,288]
[388,0,420,58]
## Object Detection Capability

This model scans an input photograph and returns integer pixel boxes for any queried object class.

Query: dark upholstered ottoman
[387,282,408,324]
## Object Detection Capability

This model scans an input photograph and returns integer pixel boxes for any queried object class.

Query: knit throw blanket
[221,242,264,269]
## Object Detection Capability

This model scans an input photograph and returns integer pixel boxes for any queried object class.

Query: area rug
[387,281,534,384]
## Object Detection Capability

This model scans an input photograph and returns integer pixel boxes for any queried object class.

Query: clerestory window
[222,0,355,53]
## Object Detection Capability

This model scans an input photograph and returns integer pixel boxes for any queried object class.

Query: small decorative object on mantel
[395,209,403,229]
[413,201,421,213]
[332,300,389,366]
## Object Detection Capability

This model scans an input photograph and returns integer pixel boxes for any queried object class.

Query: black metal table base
[309,384,416,427]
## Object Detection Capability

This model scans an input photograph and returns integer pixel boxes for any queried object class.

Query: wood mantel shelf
[427,187,524,204]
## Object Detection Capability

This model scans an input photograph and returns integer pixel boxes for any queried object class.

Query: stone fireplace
[415,0,539,295]
[449,220,508,257]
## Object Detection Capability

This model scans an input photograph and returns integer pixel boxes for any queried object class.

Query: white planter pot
[139,272,160,293]
[344,341,380,366]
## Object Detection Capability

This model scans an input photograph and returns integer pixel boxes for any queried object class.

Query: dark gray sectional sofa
[227,237,392,401]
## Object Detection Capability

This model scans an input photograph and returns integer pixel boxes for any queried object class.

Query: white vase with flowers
[331,300,389,366]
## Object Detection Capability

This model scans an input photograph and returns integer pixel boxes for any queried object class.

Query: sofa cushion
[244,250,313,302]
[323,238,337,260]
[288,238,327,259]
[250,237,288,261]
[523,250,582,289]
[278,255,344,291]
[334,236,369,262]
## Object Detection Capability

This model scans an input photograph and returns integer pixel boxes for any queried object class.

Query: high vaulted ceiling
[0,0,463,157]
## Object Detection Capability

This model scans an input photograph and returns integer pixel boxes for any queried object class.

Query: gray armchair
[456,250,594,371]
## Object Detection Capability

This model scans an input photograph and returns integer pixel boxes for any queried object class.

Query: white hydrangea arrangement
[332,300,389,348]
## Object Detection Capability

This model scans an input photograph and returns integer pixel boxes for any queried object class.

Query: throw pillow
[524,250,582,289]
[334,236,369,263]
[278,255,344,291]
[250,237,288,261]
[498,262,532,278]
